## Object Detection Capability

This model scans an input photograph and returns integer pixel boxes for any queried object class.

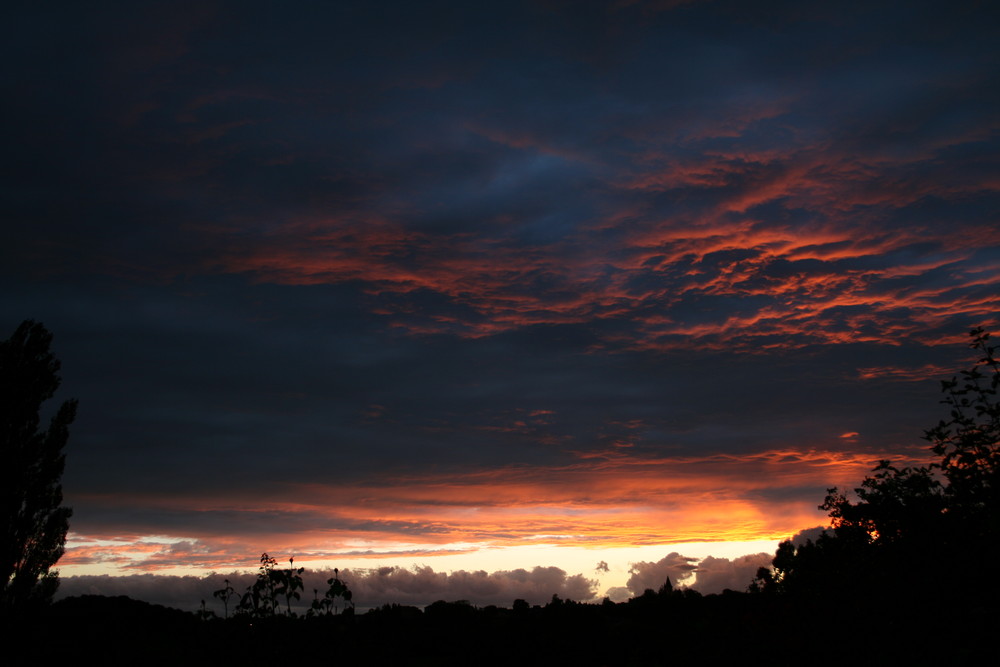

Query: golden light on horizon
[57,445,898,581]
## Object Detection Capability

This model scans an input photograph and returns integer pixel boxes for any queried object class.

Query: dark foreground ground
[8,589,995,666]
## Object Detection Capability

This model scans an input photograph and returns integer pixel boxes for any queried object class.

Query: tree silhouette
[1,321,76,612]
[754,327,1000,600]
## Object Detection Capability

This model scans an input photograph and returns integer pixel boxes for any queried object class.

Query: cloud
[56,550,775,611]
[856,364,953,382]
[61,445,888,573]
[621,549,785,597]
[343,565,596,608]
[8,0,999,589]
[604,586,632,603]
[16,0,995,353]
[788,526,830,547]
[690,553,773,594]
[58,564,597,613]
[625,553,699,594]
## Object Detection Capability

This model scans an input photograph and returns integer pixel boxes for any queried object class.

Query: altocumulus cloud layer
[3,0,999,592]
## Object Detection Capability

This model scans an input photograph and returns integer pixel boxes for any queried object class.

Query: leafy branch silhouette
[212,553,353,620]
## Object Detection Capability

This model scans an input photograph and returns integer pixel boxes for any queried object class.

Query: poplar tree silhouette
[1,321,76,611]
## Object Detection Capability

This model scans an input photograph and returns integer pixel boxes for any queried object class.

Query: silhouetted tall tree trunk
[1,321,76,611]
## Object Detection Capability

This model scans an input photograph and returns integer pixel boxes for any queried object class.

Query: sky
[3,0,999,610]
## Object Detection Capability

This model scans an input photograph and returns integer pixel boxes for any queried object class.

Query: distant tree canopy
[1,321,76,612]
[753,327,1000,601]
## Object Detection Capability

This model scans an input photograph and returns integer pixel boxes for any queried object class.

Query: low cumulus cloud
[343,565,595,608]
[690,553,773,594]
[604,586,631,603]
[58,564,597,613]
[621,551,777,597]
[789,526,829,546]
[60,550,789,610]
[625,552,699,595]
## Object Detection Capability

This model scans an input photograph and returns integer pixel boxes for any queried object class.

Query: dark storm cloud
[3,0,999,571]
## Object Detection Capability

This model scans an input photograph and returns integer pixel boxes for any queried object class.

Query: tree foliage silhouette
[1,320,77,611]
[754,327,1000,599]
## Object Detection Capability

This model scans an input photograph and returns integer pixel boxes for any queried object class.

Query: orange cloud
[63,446,919,572]
[856,364,953,382]
[191,108,1000,354]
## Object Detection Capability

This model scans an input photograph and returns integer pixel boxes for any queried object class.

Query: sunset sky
[3,0,999,607]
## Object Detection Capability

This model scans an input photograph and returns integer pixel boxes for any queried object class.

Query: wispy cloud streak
[62,446,913,572]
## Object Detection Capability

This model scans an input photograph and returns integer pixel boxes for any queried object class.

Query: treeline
[16,575,989,665]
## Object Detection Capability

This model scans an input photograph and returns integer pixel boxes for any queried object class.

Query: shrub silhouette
[307,567,354,617]
[221,553,353,619]
[212,578,237,619]
[233,553,303,618]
